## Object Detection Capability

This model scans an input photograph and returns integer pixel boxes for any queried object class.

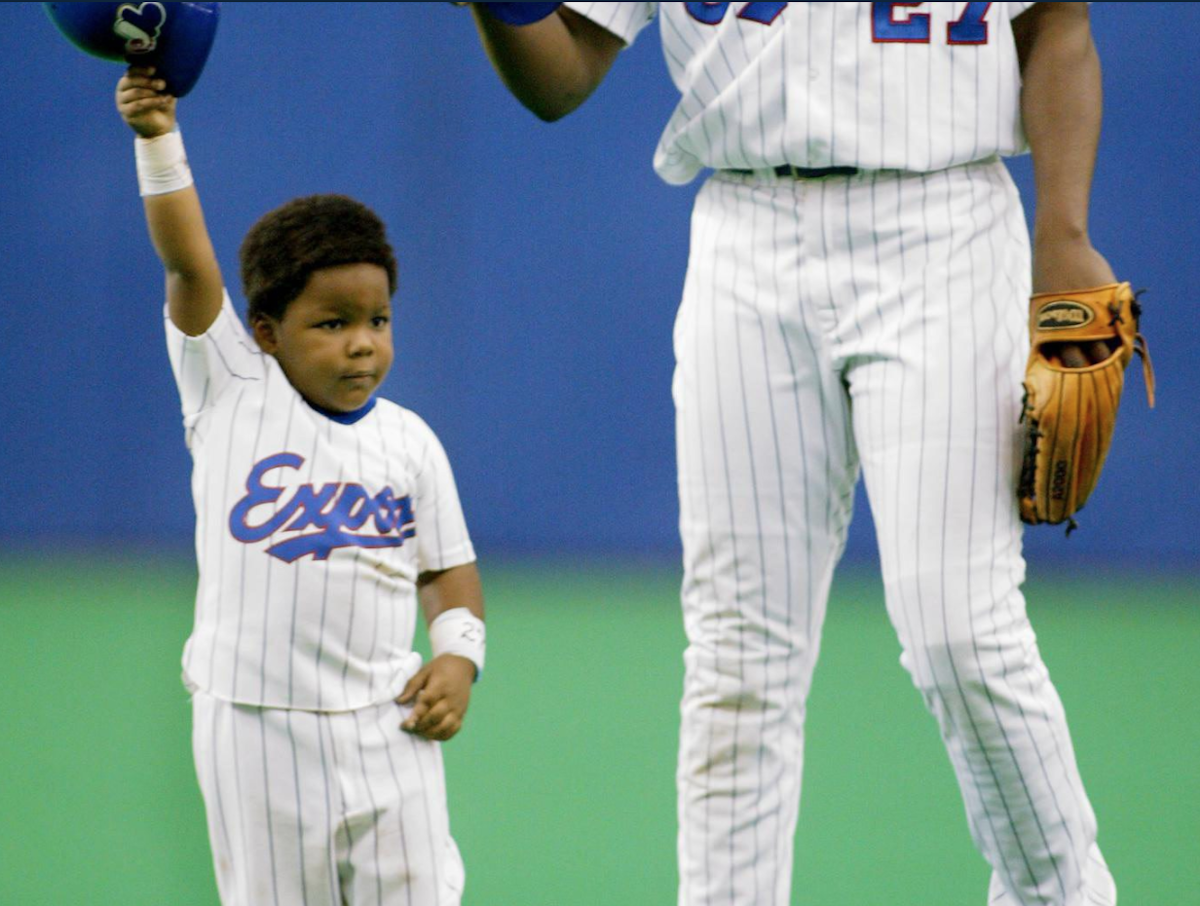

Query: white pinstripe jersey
[564,1,1039,184]
[167,293,476,712]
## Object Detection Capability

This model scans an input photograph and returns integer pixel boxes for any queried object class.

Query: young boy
[116,66,484,906]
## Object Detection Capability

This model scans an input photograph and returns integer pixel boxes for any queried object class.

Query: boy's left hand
[397,654,475,741]
[116,66,176,138]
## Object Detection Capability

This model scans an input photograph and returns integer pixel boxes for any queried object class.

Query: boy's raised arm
[117,66,223,337]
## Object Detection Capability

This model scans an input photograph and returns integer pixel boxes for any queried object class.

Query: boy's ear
[251,314,280,354]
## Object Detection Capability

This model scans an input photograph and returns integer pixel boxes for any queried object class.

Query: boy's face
[253,263,394,413]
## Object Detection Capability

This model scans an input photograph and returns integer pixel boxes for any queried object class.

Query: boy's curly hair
[240,194,398,322]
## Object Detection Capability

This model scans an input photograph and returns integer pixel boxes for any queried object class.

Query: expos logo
[113,2,166,55]
[229,453,415,563]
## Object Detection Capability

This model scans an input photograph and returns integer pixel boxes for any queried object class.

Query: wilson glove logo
[229,452,415,563]
[113,2,166,54]
[1037,300,1095,331]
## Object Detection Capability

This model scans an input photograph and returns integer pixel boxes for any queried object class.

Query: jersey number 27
[685,2,992,46]
[873,2,992,45]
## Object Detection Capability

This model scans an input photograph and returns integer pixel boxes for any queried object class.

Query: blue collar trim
[306,396,377,425]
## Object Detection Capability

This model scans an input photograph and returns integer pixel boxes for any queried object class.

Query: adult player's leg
[841,160,1114,906]
[674,172,858,906]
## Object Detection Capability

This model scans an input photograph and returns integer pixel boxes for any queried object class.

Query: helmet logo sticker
[113,2,166,55]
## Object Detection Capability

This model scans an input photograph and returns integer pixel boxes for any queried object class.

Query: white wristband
[429,607,486,680]
[135,128,194,197]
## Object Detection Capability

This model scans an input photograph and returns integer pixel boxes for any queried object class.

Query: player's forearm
[144,187,224,336]
[1017,3,1102,245]
[144,187,218,279]
[417,562,485,625]
[470,5,620,121]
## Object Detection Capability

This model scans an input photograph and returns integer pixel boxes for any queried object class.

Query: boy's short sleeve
[562,1,656,46]
[403,412,476,574]
[165,290,266,444]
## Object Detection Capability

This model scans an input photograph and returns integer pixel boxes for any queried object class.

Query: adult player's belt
[728,164,860,179]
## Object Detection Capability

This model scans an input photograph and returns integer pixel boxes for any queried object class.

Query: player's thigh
[336,701,464,906]
[849,161,1032,675]
[674,174,857,656]
[191,692,341,906]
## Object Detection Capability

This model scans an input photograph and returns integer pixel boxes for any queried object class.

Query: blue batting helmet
[43,2,220,97]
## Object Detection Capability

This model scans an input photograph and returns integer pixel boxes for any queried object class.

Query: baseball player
[464,2,1119,904]
[115,67,485,905]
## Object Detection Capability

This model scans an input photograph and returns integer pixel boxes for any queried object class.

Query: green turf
[0,558,1196,904]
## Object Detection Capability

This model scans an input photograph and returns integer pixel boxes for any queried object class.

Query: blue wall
[1,2,1196,565]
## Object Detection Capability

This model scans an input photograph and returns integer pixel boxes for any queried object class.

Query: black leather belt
[728,164,859,178]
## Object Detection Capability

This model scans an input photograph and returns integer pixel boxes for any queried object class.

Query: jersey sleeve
[403,412,477,574]
[562,1,656,46]
[1007,2,1039,16]
[165,290,266,445]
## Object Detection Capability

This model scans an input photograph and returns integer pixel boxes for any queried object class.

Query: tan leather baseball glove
[1017,282,1155,529]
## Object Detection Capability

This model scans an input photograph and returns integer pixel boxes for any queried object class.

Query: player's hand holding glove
[1017,282,1155,528]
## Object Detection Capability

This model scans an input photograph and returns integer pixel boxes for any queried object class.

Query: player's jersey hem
[566,2,1035,185]
[181,655,423,714]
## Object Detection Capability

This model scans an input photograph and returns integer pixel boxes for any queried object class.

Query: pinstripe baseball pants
[673,159,1115,906]
[192,690,464,906]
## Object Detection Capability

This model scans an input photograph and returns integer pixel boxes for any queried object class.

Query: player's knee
[684,669,780,717]
[894,586,1038,695]
[901,628,1032,701]
[679,679,794,789]
[681,655,794,755]
[905,636,984,694]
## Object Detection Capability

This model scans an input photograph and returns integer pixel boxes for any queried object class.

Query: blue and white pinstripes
[192,690,464,906]
[671,161,1114,906]
[167,292,477,903]
[166,295,476,713]
[563,2,1037,184]
[557,3,1114,903]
